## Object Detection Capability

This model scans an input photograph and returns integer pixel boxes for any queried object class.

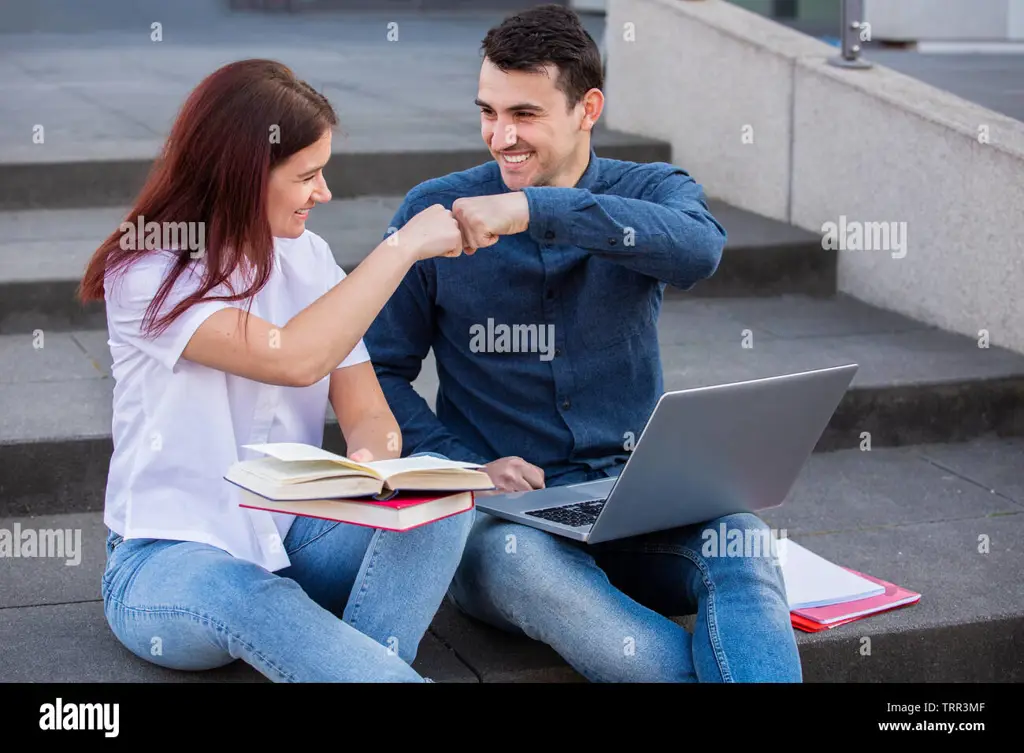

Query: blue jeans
[447,509,801,682]
[100,455,474,682]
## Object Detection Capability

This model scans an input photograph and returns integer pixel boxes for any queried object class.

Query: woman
[77,59,474,682]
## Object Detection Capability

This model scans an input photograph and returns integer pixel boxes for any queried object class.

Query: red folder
[791,568,920,632]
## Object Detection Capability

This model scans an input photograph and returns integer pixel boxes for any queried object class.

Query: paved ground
[0,7,606,160]
[861,46,1024,123]
[1,6,1020,164]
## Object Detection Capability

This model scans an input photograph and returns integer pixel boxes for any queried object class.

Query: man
[363,5,801,682]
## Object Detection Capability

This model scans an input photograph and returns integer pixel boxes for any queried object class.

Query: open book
[224,442,495,501]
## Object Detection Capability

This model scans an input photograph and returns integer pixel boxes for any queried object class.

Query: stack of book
[777,538,921,632]
[224,442,495,530]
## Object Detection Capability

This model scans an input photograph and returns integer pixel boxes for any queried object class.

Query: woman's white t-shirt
[102,230,370,572]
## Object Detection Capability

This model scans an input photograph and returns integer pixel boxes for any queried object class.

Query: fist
[452,193,530,253]
[399,204,467,261]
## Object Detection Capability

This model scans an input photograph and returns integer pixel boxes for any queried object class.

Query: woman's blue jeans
[100,456,474,682]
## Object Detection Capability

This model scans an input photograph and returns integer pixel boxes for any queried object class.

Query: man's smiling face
[477,56,590,191]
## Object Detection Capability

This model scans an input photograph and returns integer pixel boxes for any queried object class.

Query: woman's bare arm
[329,361,402,459]
[179,203,462,387]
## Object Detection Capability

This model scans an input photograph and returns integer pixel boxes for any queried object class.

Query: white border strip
[916,41,1024,54]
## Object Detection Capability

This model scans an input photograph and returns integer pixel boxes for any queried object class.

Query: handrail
[829,0,873,69]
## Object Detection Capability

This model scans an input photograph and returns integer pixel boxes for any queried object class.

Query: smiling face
[477,56,602,190]
[266,128,333,238]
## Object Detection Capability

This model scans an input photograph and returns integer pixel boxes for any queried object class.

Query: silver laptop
[474,363,858,544]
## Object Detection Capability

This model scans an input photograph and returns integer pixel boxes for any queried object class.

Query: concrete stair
[4,291,1024,518]
[0,195,829,336]
[3,436,1023,682]
[0,126,664,212]
[3,283,1024,682]
[3,173,1024,684]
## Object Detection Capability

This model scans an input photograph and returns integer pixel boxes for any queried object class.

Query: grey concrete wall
[791,57,1024,354]
[603,0,1024,356]
[603,0,836,220]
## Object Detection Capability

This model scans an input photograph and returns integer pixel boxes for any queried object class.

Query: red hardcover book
[239,490,476,532]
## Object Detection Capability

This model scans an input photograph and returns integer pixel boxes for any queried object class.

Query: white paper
[777,538,885,609]
[243,442,351,464]
[363,455,484,476]
[240,457,368,484]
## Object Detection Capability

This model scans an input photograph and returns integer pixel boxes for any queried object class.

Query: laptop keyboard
[524,499,606,528]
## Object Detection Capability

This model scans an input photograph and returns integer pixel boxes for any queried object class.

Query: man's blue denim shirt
[363,146,726,486]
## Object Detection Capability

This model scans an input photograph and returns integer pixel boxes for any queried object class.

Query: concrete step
[0,197,827,335]
[0,128,666,212]
[2,293,1023,518]
[2,438,1021,682]
[230,0,572,11]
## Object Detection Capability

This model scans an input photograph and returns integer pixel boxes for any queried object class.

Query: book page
[241,457,376,484]
[243,442,372,472]
[365,455,484,479]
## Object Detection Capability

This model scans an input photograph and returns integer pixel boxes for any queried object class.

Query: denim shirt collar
[575,145,600,189]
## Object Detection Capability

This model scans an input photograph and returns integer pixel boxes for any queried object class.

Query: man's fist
[483,456,545,493]
[451,193,530,253]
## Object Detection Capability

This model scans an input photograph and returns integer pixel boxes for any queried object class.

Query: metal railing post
[829,0,873,69]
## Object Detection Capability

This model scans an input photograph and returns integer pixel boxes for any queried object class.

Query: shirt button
[545,230,555,240]
[562,398,571,410]
[555,348,562,357]
[608,237,617,246]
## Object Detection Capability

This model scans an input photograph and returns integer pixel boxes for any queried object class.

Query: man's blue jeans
[100,454,473,682]
[447,508,802,682]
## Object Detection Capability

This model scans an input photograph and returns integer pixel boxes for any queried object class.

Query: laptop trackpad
[485,480,610,513]
[523,479,615,508]
[564,478,616,498]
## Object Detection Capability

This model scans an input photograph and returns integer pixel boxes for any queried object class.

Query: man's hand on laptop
[483,456,545,492]
[452,193,529,253]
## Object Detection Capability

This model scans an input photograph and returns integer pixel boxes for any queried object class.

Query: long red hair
[78,59,338,341]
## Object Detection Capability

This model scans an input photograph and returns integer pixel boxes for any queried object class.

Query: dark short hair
[481,4,603,110]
